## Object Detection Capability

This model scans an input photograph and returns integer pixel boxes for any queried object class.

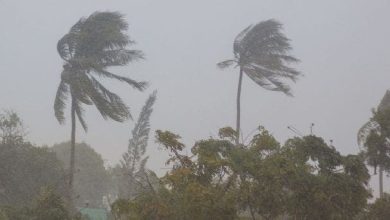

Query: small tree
[0,110,25,145]
[358,90,390,197]
[120,91,157,199]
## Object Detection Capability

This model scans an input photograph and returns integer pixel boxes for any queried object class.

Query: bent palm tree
[218,19,301,145]
[54,11,146,207]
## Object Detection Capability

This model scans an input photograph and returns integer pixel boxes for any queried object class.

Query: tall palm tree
[54,11,146,207]
[217,19,301,145]
[358,90,390,198]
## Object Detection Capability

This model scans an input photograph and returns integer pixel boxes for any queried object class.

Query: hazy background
[0,0,389,197]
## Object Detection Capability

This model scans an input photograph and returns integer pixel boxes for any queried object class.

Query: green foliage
[155,130,192,167]
[51,142,110,208]
[0,142,66,207]
[283,136,370,219]
[218,126,238,142]
[30,188,71,220]
[113,126,370,219]
[0,110,25,145]
[0,188,71,220]
[367,194,390,220]
[113,130,238,220]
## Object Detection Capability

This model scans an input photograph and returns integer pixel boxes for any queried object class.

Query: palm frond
[57,33,77,61]
[69,49,144,69]
[243,64,293,96]
[249,61,300,82]
[69,79,93,105]
[58,11,134,61]
[73,100,88,131]
[57,19,84,61]
[217,59,236,69]
[87,75,131,122]
[65,55,147,91]
[54,80,69,123]
[233,24,253,57]
[91,68,148,91]
[75,12,132,57]
[137,156,149,174]
[98,49,144,67]
[67,72,130,122]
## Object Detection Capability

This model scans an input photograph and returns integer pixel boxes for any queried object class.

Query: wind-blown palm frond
[94,78,129,120]
[243,64,293,95]
[90,67,147,91]
[233,24,253,55]
[57,19,84,61]
[82,74,130,122]
[62,57,147,91]
[98,49,144,67]
[217,60,236,69]
[54,80,69,124]
[73,100,88,131]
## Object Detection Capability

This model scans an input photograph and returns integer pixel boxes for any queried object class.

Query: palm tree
[54,11,146,207]
[358,90,390,198]
[217,19,301,145]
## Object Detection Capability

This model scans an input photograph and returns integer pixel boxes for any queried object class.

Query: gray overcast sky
[1,0,390,196]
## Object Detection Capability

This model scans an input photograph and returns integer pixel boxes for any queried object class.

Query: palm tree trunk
[236,67,244,145]
[68,97,76,209]
[379,165,384,198]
